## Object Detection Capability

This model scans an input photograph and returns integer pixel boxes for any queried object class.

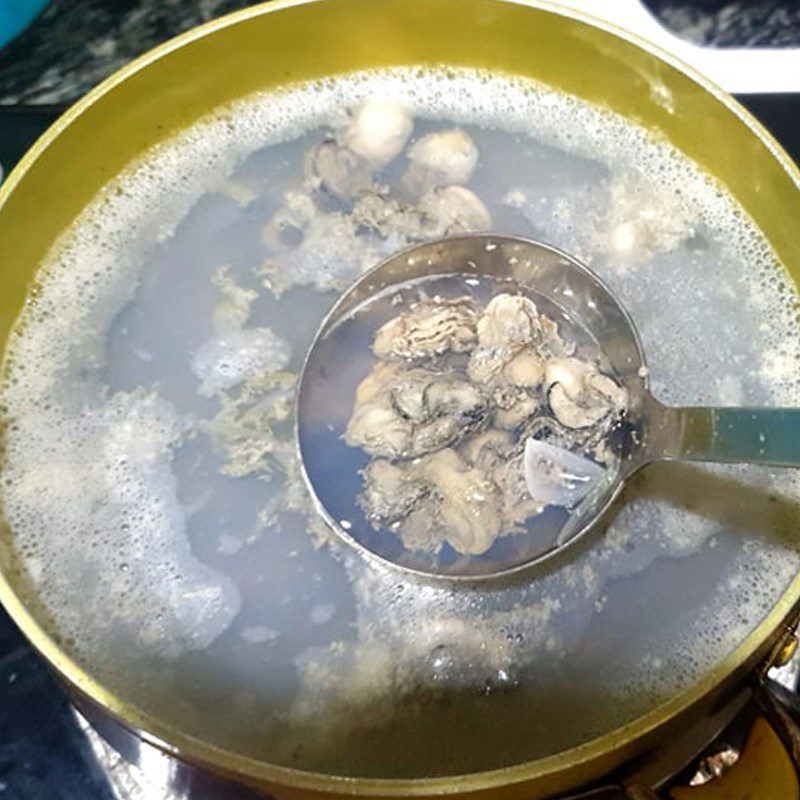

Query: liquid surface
[2,68,800,778]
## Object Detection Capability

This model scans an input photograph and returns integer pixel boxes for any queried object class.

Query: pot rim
[1,0,800,794]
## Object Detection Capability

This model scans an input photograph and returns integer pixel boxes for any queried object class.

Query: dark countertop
[0,0,255,104]
[0,0,799,106]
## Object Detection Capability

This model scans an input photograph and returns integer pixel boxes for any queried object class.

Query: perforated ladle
[297,234,800,579]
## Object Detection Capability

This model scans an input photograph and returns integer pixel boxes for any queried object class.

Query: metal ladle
[297,234,800,579]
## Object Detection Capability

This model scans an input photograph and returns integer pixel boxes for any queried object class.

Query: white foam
[191,327,290,396]
[1,389,240,659]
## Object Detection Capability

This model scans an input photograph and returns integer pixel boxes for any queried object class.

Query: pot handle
[553,0,800,95]
[563,679,800,799]
[751,625,800,766]
[753,674,800,766]
[564,630,800,799]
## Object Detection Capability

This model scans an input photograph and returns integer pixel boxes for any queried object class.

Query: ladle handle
[657,406,800,468]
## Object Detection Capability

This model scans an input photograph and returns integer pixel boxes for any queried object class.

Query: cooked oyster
[342,97,413,167]
[305,139,373,199]
[468,294,539,381]
[359,459,429,525]
[345,287,627,558]
[602,175,694,267]
[503,349,546,388]
[345,363,488,459]
[354,183,492,242]
[303,97,412,199]
[461,430,542,528]
[477,293,542,349]
[352,191,428,242]
[544,357,627,430]
[491,384,541,430]
[460,428,514,473]
[418,185,492,236]
[360,449,502,555]
[467,294,551,393]
[373,296,479,361]
[359,430,544,556]
[403,128,479,193]
[420,448,502,554]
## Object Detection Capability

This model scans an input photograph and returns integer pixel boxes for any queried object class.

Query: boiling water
[3,68,800,778]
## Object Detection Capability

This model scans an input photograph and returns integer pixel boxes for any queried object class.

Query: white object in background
[554,0,800,94]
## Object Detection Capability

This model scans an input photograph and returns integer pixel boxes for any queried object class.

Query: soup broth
[2,68,800,777]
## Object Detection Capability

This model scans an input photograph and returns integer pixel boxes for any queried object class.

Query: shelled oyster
[259,108,492,295]
[403,129,479,193]
[304,97,413,199]
[545,357,627,430]
[345,363,489,459]
[347,290,628,556]
[373,296,479,361]
[360,449,503,555]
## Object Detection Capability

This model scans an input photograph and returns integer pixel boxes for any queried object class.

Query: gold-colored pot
[1,1,800,797]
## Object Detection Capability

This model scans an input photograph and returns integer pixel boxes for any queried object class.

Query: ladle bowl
[297,234,800,579]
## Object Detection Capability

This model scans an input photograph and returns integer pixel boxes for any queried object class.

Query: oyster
[403,128,479,193]
[461,430,542,528]
[601,175,694,268]
[478,293,540,346]
[345,363,489,459]
[467,294,546,384]
[305,139,373,199]
[503,349,547,388]
[342,97,413,167]
[491,384,541,430]
[358,459,429,524]
[360,449,502,555]
[544,357,627,430]
[353,184,491,243]
[360,440,541,556]
[345,287,627,558]
[460,428,513,473]
[464,294,548,432]
[418,185,492,236]
[419,449,502,554]
[352,191,428,242]
[304,98,412,199]
[373,296,479,361]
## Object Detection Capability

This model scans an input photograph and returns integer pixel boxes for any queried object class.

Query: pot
[1,1,800,797]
